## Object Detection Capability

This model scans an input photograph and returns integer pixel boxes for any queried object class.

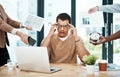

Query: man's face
[57,19,69,38]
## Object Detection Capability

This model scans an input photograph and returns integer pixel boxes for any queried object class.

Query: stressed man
[41,13,90,63]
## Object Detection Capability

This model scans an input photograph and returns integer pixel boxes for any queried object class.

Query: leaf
[82,54,98,65]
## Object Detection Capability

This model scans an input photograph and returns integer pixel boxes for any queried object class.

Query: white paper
[24,14,45,31]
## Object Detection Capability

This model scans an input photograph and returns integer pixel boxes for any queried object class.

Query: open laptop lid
[15,47,52,73]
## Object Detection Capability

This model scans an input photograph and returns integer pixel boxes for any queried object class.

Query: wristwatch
[20,23,26,28]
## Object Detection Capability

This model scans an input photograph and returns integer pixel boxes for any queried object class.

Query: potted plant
[82,54,98,74]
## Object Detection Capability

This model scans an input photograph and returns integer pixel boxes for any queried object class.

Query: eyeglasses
[57,24,69,28]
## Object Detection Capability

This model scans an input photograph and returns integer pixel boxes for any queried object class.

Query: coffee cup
[98,60,108,71]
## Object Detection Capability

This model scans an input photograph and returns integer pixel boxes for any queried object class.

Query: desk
[0,64,120,77]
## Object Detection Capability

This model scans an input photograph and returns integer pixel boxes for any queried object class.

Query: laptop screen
[15,47,51,73]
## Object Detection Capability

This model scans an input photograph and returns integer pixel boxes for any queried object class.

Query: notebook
[15,47,61,73]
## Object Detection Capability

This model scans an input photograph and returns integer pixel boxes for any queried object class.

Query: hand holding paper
[24,14,45,31]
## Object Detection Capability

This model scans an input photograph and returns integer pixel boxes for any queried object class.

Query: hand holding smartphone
[28,36,36,46]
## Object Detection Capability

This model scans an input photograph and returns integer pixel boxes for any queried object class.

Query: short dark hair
[56,13,71,23]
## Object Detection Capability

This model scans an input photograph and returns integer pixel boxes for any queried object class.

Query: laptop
[15,47,61,73]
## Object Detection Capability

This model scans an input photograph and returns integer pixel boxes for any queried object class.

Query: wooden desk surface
[0,64,120,77]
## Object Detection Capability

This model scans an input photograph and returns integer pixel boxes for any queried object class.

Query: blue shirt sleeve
[98,3,120,13]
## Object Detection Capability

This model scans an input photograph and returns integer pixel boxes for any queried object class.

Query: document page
[24,14,45,31]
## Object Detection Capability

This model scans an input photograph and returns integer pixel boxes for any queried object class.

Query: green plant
[114,48,120,53]
[82,55,98,65]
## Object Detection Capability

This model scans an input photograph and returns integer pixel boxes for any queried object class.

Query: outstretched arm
[88,3,120,14]
[90,30,120,45]
[104,30,120,42]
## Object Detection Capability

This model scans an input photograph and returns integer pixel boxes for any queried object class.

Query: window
[76,0,103,59]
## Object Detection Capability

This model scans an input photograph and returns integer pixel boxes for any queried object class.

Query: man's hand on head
[48,23,57,37]
[69,24,77,37]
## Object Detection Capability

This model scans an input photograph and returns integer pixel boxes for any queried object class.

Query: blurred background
[0,0,120,65]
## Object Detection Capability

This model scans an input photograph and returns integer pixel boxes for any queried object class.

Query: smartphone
[28,36,36,46]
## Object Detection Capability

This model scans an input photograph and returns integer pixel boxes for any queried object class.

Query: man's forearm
[105,30,120,42]
[75,38,90,61]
